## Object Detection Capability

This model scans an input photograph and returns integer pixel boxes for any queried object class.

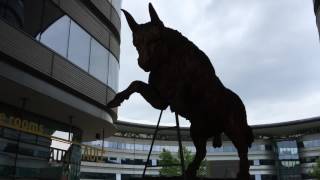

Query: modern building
[0,0,121,179]
[315,0,320,38]
[81,117,320,180]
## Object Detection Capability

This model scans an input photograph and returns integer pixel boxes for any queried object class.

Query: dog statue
[108,3,253,179]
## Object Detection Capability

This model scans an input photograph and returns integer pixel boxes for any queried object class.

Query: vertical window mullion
[39,0,46,41]
[66,18,72,59]
[88,37,93,72]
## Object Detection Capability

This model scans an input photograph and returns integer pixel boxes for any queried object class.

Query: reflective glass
[40,15,70,57]
[68,21,91,71]
[303,139,320,148]
[1,0,25,28]
[3,128,18,140]
[39,0,64,38]
[20,132,36,144]
[89,39,108,84]
[277,140,299,160]
[135,144,143,151]
[0,0,5,16]
[143,144,150,151]
[108,54,119,91]
[112,0,122,15]
[153,145,161,152]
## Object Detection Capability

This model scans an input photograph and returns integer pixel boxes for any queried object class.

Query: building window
[301,139,320,148]
[108,0,122,15]
[89,39,109,84]
[67,21,91,71]
[108,53,119,91]
[259,159,275,165]
[300,156,319,163]
[0,104,82,180]
[0,0,120,92]
[40,15,70,57]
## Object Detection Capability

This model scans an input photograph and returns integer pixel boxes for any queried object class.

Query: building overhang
[0,60,116,141]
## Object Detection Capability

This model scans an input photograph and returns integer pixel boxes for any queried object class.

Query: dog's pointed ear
[149,3,164,26]
[122,9,138,31]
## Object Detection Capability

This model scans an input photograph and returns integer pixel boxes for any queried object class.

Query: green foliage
[158,149,180,176]
[311,158,320,179]
[158,146,207,177]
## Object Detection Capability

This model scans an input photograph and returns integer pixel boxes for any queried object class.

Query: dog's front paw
[107,94,127,108]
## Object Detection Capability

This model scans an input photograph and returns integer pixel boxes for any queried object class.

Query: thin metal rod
[68,116,73,142]
[142,110,163,178]
[102,128,105,152]
[14,98,27,179]
[68,116,73,165]
[175,113,186,177]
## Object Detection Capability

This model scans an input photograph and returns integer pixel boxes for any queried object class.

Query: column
[116,173,121,180]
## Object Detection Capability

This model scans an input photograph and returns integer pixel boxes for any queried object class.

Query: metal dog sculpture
[108,3,254,179]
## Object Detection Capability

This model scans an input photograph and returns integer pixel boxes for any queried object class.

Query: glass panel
[67,21,91,71]
[112,0,122,15]
[89,39,108,84]
[39,0,64,38]
[1,0,25,28]
[0,0,5,16]
[3,128,19,140]
[20,132,36,144]
[40,15,70,57]
[108,54,119,91]
[0,106,82,179]
[37,136,51,146]
[0,0,62,39]
[0,139,15,178]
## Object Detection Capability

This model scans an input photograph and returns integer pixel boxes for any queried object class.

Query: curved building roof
[114,116,320,141]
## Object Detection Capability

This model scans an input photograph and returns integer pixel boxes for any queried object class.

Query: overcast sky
[116,0,320,126]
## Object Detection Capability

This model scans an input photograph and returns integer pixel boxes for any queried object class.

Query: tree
[311,158,320,179]
[158,146,207,177]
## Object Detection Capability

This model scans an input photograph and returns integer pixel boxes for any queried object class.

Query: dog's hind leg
[186,125,208,178]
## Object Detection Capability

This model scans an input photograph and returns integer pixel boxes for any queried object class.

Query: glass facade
[0,103,82,179]
[68,21,91,71]
[97,140,272,153]
[0,0,119,92]
[108,0,122,15]
[275,140,301,180]
[298,139,320,148]
[40,15,70,57]
[89,39,109,84]
[85,132,320,180]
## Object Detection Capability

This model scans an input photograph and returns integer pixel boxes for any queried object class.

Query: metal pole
[175,113,186,178]
[13,98,27,179]
[102,128,105,151]
[142,110,163,178]
[68,116,73,142]
[68,116,73,175]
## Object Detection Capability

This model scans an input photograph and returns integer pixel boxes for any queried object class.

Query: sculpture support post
[175,113,186,178]
[142,110,163,178]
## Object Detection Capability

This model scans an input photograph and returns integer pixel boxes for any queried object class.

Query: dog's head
[122,3,165,72]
